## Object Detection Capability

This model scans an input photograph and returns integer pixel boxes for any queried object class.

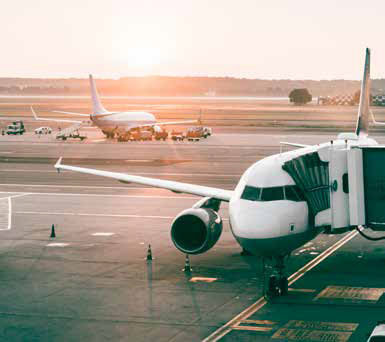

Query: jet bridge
[282,144,385,233]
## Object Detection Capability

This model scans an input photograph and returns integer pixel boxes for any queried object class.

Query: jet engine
[171,207,222,254]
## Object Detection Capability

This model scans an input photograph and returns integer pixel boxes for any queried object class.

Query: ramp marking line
[202,230,358,342]
[0,193,30,231]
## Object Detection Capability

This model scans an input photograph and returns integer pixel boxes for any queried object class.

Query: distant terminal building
[318,95,356,106]
[372,94,385,106]
[319,94,385,106]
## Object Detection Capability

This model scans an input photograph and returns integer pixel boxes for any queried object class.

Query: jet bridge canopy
[283,145,385,232]
[282,152,330,222]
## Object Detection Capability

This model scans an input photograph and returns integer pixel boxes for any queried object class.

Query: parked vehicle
[171,130,185,141]
[6,121,25,135]
[57,130,86,141]
[154,130,168,141]
[186,127,201,141]
[35,126,52,134]
[117,130,153,142]
[202,126,212,138]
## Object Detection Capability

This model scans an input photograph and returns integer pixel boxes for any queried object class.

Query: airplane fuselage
[92,111,157,134]
[228,137,378,257]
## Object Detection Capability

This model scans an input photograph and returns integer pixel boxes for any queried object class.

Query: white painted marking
[46,243,69,247]
[14,211,174,219]
[92,232,115,236]
[202,230,359,342]
[0,191,197,199]
[0,193,30,231]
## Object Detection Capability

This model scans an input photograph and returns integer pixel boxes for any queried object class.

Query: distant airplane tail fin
[355,48,371,137]
[89,75,109,116]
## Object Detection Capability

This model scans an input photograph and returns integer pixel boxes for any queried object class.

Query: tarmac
[0,128,385,341]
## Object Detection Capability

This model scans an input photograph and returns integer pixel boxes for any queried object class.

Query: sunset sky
[1,0,384,79]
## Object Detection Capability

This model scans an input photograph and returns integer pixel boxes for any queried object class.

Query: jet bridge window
[241,185,305,202]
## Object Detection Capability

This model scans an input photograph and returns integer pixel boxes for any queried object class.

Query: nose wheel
[263,255,289,299]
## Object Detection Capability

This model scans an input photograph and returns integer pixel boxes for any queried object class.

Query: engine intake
[171,208,222,254]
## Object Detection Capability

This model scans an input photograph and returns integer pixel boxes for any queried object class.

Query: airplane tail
[355,48,371,137]
[89,75,109,116]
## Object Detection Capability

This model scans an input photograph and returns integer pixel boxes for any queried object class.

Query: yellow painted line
[288,288,316,293]
[190,277,217,283]
[202,230,358,342]
[284,320,358,332]
[272,328,353,341]
[232,326,273,332]
[314,285,385,301]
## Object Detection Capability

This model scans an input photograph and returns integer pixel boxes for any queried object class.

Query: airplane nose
[229,199,313,256]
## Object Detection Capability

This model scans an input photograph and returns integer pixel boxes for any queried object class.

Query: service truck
[5,121,25,135]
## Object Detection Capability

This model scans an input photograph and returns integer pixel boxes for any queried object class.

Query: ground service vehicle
[57,130,86,141]
[35,126,52,134]
[125,130,152,141]
[202,126,212,138]
[5,121,25,135]
[186,127,201,141]
[171,130,185,141]
[154,130,168,141]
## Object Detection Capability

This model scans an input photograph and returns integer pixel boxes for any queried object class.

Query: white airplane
[31,75,198,139]
[54,48,382,297]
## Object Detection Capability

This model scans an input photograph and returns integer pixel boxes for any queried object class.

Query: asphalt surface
[0,129,384,341]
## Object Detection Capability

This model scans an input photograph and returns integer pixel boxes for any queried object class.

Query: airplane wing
[136,119,198,129]
[31,107,83,123]
[53,111,90,117]
[280,141,309,148]
[54,157,233,202]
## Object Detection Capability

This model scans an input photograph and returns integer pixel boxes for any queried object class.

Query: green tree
[289,88,312,105]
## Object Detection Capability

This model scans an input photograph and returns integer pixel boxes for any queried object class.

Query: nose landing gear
[263,255,289,299]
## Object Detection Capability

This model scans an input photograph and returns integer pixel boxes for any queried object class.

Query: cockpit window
[260,187,284,201]
[241,185,305,202]
[241,186,261,201]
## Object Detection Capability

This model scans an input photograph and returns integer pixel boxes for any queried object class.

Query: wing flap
[54,158,233,202]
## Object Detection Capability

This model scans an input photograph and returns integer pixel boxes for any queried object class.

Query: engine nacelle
[171,208,223,254]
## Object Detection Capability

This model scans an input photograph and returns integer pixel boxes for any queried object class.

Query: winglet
[55,157,63,173]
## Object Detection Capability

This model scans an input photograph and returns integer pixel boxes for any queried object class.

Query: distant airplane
[31,75,197,139]
[55,49,385,297]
